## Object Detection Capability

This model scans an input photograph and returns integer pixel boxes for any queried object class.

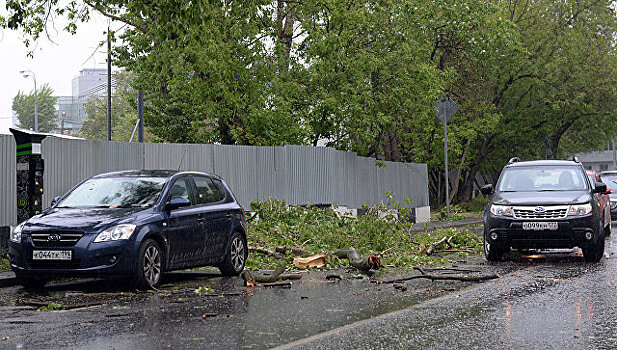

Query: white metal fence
[0,135,429,227]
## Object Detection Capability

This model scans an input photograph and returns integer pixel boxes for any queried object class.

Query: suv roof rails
[508,157,521,164]
[572,156,580,163]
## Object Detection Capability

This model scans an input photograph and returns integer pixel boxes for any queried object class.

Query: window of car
[601,175,617,192]
[58,177,167,208]
[167,177,196,205]
[498,166,588,192]
[193,176,224,204]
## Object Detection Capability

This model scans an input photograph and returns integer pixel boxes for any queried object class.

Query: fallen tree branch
[434,249,475,254]
[256,281,293,288]
[240,266,287,286]
[331,247,382,272]
[276,246,313,256]
[326,273,343,280]
[375,266,500,284]
[248,246,285,259]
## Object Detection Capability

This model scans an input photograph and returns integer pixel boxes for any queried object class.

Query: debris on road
[376,267,500,284]
[331,247,382,272]
[293,253,327,268]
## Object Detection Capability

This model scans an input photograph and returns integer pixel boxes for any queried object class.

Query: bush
[459,195,491,213]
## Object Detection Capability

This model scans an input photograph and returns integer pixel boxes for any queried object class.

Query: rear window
[498,166,588,192]
[601,175,617,191]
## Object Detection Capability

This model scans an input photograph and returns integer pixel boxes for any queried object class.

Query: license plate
[522,222,558,231]
[32,250,72,261]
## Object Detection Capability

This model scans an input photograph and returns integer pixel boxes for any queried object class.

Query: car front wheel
[219,232,247,276]
[133,239,163,289]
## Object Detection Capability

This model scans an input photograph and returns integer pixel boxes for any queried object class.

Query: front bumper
[484,213,598,249]
[8,234,136,278]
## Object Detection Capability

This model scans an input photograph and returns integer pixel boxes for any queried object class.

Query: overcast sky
[0,11,112,134]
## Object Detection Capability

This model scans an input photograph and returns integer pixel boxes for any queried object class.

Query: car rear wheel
[582,231,605,262]
[133,239,163,289]
[219,232,247,276]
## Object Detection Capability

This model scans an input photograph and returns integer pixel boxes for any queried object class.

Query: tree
[78,70,147,142]
[12,84,58,132]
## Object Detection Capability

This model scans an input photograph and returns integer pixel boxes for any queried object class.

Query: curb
[411,218,483,233]
[0,271,17,288]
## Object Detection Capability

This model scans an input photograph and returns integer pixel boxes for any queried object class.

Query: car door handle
[197,218,205,223]
[225,214,233,218]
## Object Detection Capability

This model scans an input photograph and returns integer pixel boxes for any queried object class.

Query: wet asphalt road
[1,226,617,349]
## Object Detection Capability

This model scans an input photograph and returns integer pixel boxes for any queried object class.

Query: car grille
[30,232,84,247]
[513,206,568,219]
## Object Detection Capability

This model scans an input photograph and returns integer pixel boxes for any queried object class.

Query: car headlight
[611,202,617,209]
[10,221,27,243]
[568,203,592,216]
[94,224,137,243]
[490,204,513,217]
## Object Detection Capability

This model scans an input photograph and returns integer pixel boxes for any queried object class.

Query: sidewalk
[0,270,16,288]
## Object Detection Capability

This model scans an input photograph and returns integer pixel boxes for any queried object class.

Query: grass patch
[0,253,9,271]
[247,200,482,270]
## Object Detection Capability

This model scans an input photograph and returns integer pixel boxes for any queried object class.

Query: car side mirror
[167,196,191,211]
[51,196,61,207]
[594,182,607,194]
[480,184,493,195]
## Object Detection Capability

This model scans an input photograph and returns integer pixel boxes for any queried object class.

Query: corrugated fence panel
[287,145,335,205]
[213,145,258,209]
[42,139,144,207]
[0,135,16,226]
[144,143,214,173]
[1,136,429,226]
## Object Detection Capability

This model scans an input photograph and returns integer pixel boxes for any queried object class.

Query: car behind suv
[481,158,607,262]
[599,170,617,220]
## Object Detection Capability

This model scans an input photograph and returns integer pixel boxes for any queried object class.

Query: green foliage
[438,205,466,221]
[4,0,617,206]
[39,303,63,311]
[459,196,491,213]
[247,200,481,269]
[194,286,215,295]
[12,84,58,132]
[0,253,8,271]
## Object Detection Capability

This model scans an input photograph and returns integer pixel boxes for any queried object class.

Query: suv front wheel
[582,230,605,262]
[484,232,508,261]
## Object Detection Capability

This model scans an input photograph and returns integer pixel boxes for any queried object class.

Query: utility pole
[61,112,66,135]
[138,90,144,143]
[107,27,112,141]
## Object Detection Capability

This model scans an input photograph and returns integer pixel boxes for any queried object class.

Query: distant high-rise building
[11,68,111,135]
[71,68,108,131]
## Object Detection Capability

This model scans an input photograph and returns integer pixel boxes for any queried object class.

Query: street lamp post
[20,70,38,132]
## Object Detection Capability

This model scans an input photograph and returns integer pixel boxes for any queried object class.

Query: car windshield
[57,177,167,208]
[601,175,617,191]
[498,166,588,192]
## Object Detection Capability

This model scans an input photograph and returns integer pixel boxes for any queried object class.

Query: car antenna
[177,146,187,171]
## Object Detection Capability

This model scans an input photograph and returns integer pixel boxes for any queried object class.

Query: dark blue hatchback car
[8,170,248,289]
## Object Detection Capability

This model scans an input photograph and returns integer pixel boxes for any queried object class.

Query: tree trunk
[276,0,295,74]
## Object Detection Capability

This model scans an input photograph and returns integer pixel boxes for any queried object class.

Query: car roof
[600,170,617,176]
[506,160,582,168]
[91,170,218,179]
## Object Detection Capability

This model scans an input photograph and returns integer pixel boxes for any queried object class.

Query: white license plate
[522,222,558,231]
[32,250,72,261]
